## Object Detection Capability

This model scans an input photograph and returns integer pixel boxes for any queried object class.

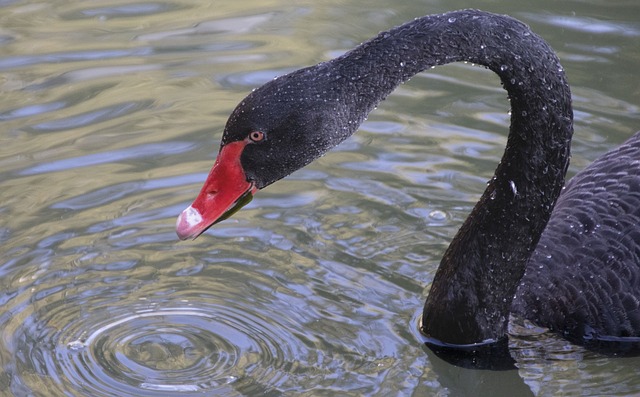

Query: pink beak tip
[176,205,203,240]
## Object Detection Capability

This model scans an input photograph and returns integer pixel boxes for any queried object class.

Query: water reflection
[1,245,315,395]
[60,305,303,394]
[1,0,640,396]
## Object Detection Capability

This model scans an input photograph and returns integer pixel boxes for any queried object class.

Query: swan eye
[249,131,265,143]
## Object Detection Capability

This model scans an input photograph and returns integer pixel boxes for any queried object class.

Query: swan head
[176,65,356,240]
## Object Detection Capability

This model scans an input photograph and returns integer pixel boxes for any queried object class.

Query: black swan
[176,9,640,350]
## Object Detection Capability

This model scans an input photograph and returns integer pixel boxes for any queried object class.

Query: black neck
[327,10,573,344]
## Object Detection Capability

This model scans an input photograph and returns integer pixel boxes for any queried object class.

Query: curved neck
[331,10,573,344]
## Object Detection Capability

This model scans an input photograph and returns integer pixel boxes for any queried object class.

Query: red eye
[249,131,265,142]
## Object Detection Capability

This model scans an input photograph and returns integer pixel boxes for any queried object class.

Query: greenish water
[1,1,639,396]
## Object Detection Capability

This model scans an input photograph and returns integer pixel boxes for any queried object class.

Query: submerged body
[176,10,640,349]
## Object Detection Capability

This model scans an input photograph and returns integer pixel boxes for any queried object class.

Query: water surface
[1,0,640,396]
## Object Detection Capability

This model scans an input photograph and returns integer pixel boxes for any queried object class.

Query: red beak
[176,140,257,240]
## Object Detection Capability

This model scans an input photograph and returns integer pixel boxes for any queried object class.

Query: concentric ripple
[5,289,310,397]
[68,308,243,393]
[80,305,300,395]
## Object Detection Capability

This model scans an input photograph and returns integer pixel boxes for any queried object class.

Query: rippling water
[1,1,640,396]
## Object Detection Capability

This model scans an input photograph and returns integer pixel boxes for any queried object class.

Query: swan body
[176,10,640,349]
[513,134,640,341]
